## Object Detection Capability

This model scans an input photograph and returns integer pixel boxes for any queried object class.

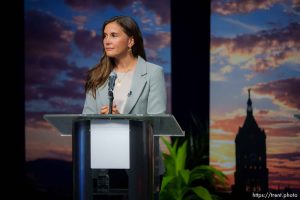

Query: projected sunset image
[25,0,171,163]
[210,0,300,191]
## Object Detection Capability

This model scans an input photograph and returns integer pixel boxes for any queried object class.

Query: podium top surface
[44,114,185,136]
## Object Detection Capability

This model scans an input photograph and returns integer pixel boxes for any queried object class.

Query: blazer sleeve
[147,67,167,114]
[82,90,97,114]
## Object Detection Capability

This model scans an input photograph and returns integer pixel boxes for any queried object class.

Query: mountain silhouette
[25,158,72,200]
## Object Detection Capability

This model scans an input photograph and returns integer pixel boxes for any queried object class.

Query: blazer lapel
[123,56,147,114]
[97,80,110,107]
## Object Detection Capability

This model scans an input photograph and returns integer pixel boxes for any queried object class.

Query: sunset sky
[25,0,171,161]
[210,0,300,190]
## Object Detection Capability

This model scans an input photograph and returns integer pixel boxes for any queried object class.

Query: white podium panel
[90,120,130,169]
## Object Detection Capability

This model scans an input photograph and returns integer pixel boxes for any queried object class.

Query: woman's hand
[100,104,120,114]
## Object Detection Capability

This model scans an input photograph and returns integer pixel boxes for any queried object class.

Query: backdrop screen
[25,0,171,195]
[210,0,300,193]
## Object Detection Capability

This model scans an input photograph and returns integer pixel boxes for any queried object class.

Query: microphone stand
[108,89,114,114]
[108,71,117,114]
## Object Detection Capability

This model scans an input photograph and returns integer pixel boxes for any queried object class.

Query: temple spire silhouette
[247,88,253,115]
[232,88,269,197]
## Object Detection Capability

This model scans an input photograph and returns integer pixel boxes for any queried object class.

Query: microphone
[108,71,117,114]
[128,91,132,97]
[108,71,117,93]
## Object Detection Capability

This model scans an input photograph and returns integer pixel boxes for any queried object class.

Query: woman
[82,16,166,197]
[83,16,166,116]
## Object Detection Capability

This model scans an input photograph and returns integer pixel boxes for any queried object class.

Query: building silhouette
[232,89,269,197]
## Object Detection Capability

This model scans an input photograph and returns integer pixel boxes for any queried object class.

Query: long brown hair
[84,16,147,98]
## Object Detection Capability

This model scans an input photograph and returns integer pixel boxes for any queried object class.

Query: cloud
[258,109,269,115]
[44,149,72,161]
[74,29,102,57]
[210,72,227,82]
[293,0,300,7]
[252,77,300,110]
[26,129,72,161]
[282,1,300,16]
[25,64,86,105]
[64,0,130,10]
[25,10,84,97]
[25,10,74,59]
[267,152,300,189]
[26,124,72,161]
[144,31,170,63]
[212,0,282,15]
[266,125,300,137]
[211,106,300,138]
[220,65,233,74]
[211,109,246,139]
[211,22,300,72]
[139,1,170,24]
[26,115,56,130]
[272,165,300,170]
[25,9,74,85]
[244,73,255,81]
[26,56,75,86]
[72,15,88,29]
[25,10,88,119]
[222,17,262,32]
[144,31,170,50]
[210,65,233,82]
[269,152,300,161]
[252,108,300,137]
[65,0,170,24]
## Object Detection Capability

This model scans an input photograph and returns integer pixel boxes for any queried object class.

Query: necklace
[115,63,135,87]
[116,72,125,87]
[116,70,133,87]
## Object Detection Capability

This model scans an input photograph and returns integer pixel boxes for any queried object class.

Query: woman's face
[103,22,133,59]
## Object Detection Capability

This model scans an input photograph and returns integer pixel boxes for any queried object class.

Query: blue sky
[25,0,171,71]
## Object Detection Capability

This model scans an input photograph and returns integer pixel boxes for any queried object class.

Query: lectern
[44,114,184,200]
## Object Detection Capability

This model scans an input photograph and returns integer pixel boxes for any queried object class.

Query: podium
[44,114,184,200]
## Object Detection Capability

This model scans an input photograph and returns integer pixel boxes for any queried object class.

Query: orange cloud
[293,0,300,7]
[26,143,72,162]
[266,125,300,137]
[211,23,300,72]
[212,106,300,138]
[212,0,282,15]
[267,155,300,189]
[253,77,300,110]
[26,119,72,161]
[211,114,245,134]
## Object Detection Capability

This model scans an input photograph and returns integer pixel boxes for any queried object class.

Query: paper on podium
[90,120,130,169]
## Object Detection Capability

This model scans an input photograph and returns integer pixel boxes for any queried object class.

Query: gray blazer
[82,56,166,115]
[82,56,166,175]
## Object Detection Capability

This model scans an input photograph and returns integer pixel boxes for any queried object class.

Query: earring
[128,47,132,54]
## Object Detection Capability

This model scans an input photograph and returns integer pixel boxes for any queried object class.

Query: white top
[114,69,135,113]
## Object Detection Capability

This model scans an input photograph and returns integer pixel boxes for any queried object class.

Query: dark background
[3,0,25,197]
